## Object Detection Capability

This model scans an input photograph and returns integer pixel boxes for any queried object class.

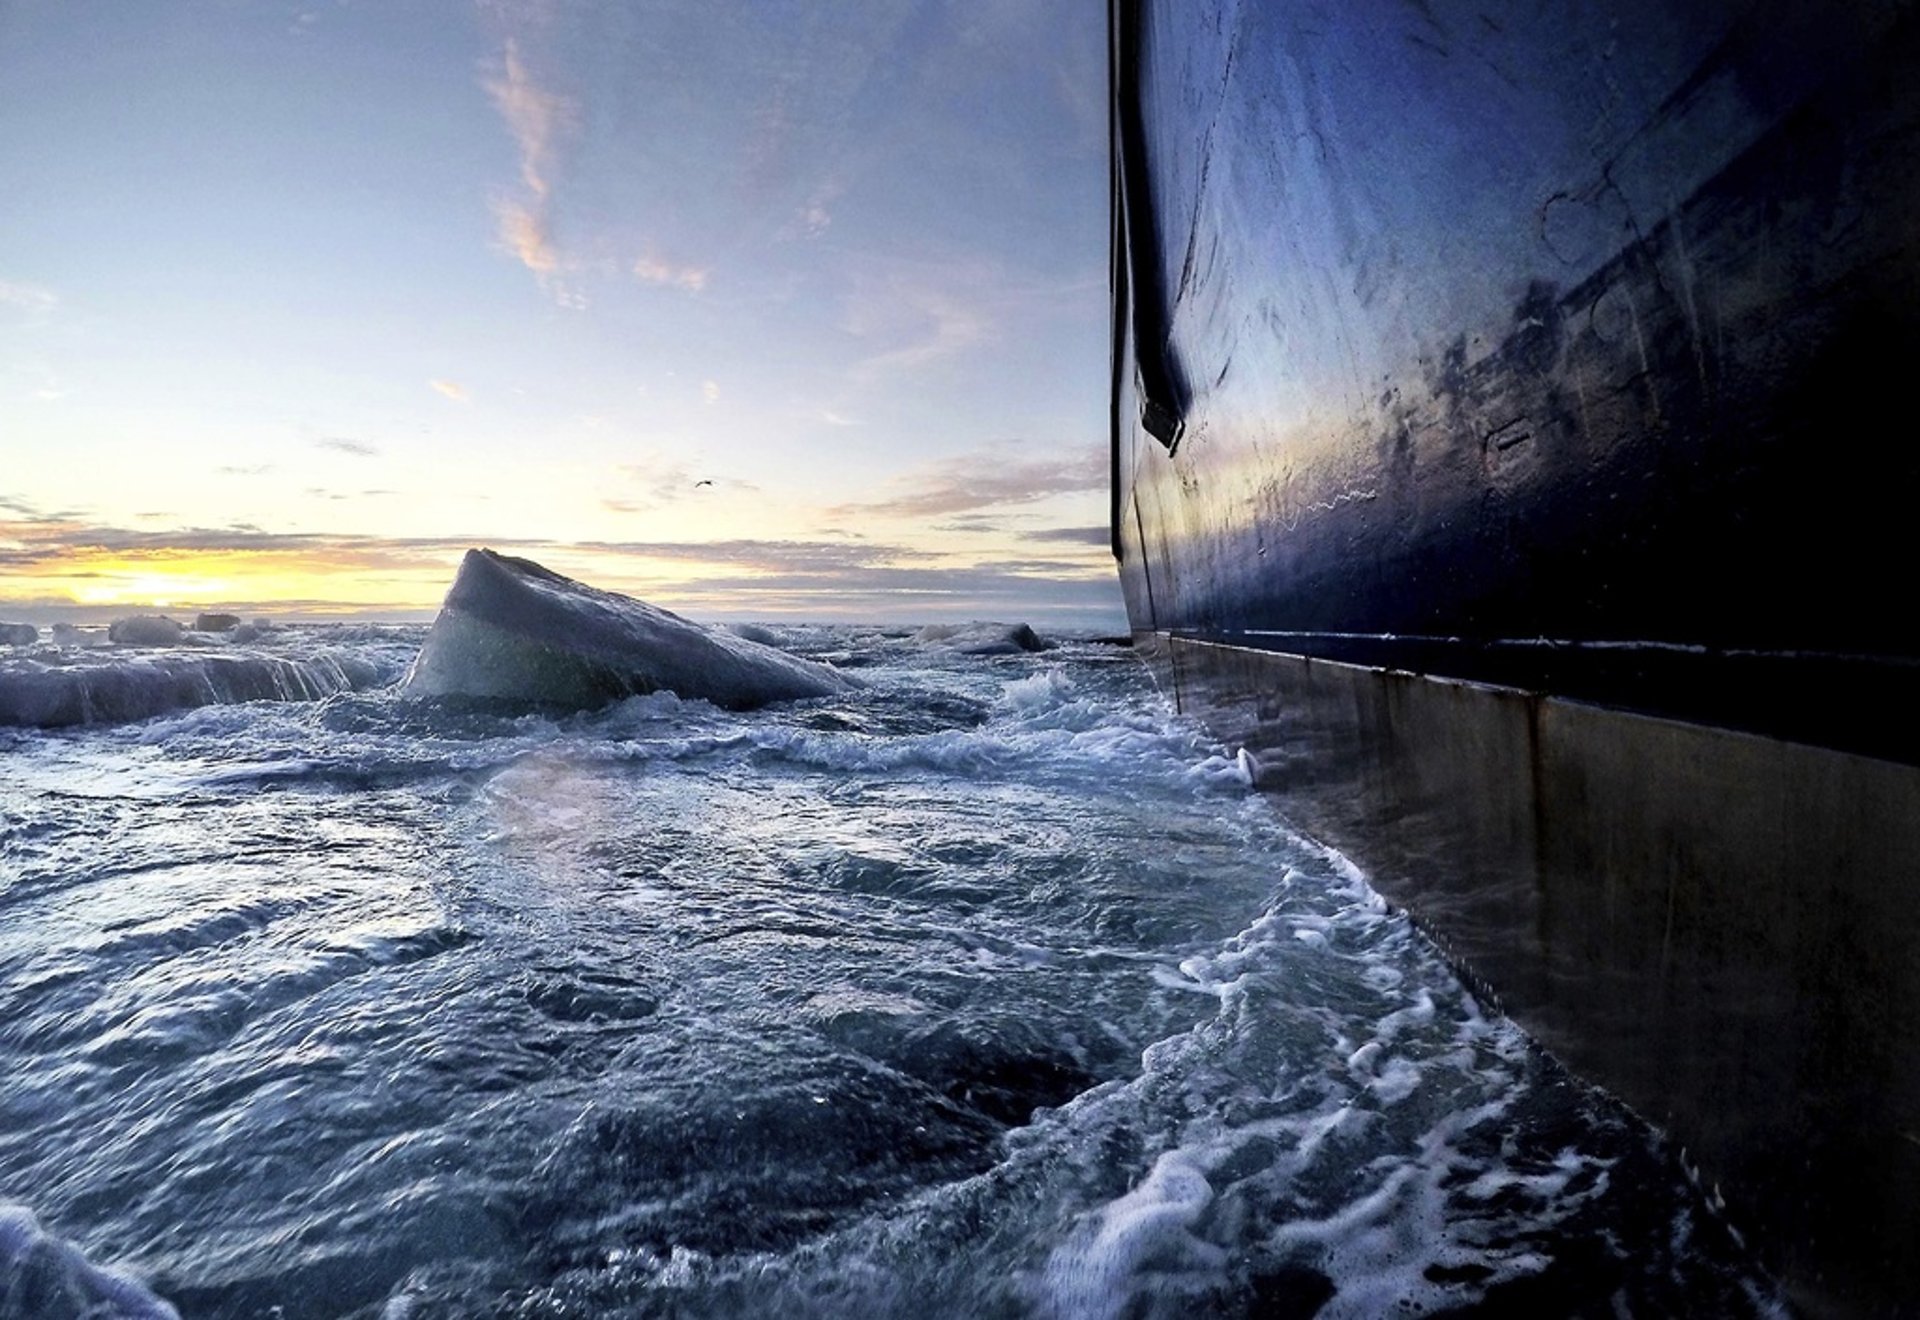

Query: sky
[0,0,1121,627]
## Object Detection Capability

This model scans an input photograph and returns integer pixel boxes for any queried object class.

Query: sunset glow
[1,1,1118,627]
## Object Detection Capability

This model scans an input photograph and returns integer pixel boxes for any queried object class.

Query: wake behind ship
[1109,0,1920,1313]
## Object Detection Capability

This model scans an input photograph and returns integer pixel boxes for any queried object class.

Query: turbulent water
[0,625,1779,1318]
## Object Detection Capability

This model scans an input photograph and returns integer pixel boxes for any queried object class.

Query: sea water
[0,625,1780,1318]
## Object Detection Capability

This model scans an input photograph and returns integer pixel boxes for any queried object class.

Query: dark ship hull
[1110,0,1920,1312]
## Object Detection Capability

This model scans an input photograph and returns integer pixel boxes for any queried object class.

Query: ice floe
[402,548,854,711]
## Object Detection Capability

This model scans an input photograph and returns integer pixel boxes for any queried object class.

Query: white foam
[1376,989,1438,1038]
[1041,1151,1223,1320]
[1370,1055,1423,1104]
[565,685,1237,799]
[1000,669,1076,712]
[963,825,1658,1320]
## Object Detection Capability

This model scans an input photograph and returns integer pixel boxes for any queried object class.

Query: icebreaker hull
[1110,0,1920,1310]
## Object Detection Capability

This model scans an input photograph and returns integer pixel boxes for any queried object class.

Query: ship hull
[1111,0,1920,1311]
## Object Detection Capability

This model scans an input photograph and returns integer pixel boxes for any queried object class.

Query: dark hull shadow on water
[0,626,1782,1318]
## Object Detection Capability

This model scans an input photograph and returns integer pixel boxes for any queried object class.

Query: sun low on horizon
[0,0,1122,629]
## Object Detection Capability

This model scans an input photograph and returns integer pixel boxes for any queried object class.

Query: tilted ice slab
[403,548,855,711]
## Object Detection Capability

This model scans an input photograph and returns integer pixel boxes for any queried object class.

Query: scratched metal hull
[1112,0,1920,762]
[1111,0,1920,1312]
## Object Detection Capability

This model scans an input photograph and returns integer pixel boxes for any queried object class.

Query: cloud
[486,39,566,202]
[655,562,1124,626]
[1020,525,1110,546]
[0,519,449,567]
[795,177,843,238]
[430,379,468,402]
[8,357,66,403]
[826,445,1105,519]
[702,380,721,405]
[841,254,1105,384]
[298,486,398,502]
[217,464,276,477]
[0,512,927,578]
[819,409,857,427]
[0,280,57,313]
[845,272,990,377]
[574,538,933,571]
[494,199,559,276]
[483,38,575,294]
[633,251,709,293]
[969,557,1103,574]
[0,510,1125,627]
[315,437,379,457]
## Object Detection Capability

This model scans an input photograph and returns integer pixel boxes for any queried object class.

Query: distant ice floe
[913,621,1050,655]
[0,1201,179,1319]
[97,612,246,645]
[50,623,106,647]
[0,622,37,646]
[107,615,187,646]
[0,648,387,729]
[402,548,855,711]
